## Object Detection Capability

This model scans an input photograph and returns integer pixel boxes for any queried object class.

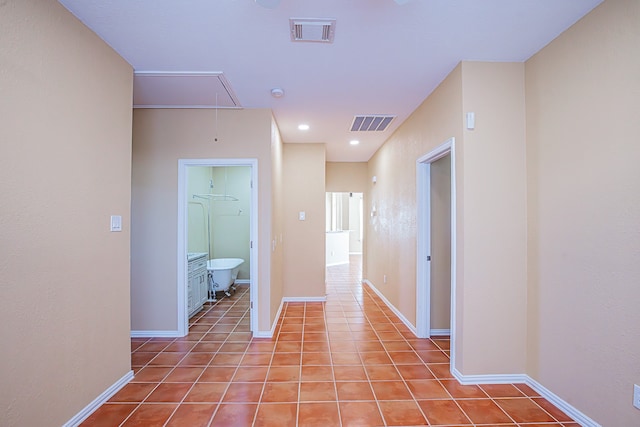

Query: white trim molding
[282,296,327,302]
[253,300,285,339]
[429,329,450,336]
[364,279,418,336]
[130,330,181,338]
[177,158,259,337]
[526,377,601,427]
[63,370,133,427]
[452,369,601,427]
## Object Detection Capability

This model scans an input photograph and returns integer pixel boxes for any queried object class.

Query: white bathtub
[207,258,244,297]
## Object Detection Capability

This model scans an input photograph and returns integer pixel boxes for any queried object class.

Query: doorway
[325,192,363,263]
[177,159,258,337]
[416,138,457,365]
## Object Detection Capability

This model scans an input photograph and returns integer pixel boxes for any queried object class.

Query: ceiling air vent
[350,115,396,132]
[289,18,336,43]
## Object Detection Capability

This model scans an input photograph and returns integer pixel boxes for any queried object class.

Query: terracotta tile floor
[82,256,579,426]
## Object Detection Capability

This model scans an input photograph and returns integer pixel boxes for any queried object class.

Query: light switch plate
[634,384,640,410]
[110,215,122,232]
[299,211,306,221]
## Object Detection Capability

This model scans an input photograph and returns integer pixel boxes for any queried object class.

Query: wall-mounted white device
[110,215,122,232]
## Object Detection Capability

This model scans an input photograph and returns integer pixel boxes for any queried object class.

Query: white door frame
[416,137,457,365]
[177,158,258,336]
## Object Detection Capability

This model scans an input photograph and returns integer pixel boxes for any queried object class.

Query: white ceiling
[59,0,602,162]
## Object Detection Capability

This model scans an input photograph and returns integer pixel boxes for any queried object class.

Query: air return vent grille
[350,115,396,132]
[289,18,336,43]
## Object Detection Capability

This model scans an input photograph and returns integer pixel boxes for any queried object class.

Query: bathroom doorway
[177,159,258,337]
[416,138,457,364]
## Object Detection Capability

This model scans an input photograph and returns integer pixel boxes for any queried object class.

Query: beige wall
[366,61,529,375]
[526,0,640,424]
[326,162,368,193]
[0,1,133,425]
[430,154,451,331]
[283,144,327,298]
[459,61,528,375]
[366,63,463,338]
[131,108,277,332]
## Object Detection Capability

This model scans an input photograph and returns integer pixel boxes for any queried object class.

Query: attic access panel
[133,72,241,108]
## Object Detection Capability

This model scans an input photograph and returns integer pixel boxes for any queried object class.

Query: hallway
[81,256,577,426]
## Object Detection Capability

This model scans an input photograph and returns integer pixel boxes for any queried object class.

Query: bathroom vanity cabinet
[187,253,208,317]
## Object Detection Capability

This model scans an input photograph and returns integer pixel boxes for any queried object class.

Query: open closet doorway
[416,138,457,367]
[325,192,364,286]
[177,159,258,337]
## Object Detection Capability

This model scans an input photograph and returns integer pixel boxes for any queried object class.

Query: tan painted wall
[430,154,451,331]
[366,61,528,375]
[283,144,327,297]
[366,64,463,334]
[525,0,640,424]
[326,162,368,193]
[459,62,528,375]
[131,109,277,332]
[0,1,133,425]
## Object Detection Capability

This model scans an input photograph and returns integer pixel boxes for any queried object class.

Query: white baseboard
[363,279,418,336]
[253,299,284,339]
[130,330,182,338]
[430,329,451,336]
[526,377,601,427]
[235,279,250,284]
[326,261,349,267]
[282,296,327,302]
[452,368,600,427]
[63,370,134,427]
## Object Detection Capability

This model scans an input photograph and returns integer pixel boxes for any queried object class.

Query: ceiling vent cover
[350,115,396,132]
[289,18,336,43]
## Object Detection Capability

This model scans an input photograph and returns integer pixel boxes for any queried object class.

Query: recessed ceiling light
[298,124,310,131]
[350,140,360,145]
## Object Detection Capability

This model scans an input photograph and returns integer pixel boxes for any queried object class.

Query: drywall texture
[525,0,640,424]
[326,162,368,193]
[283,144,327,298]
[0,1,133,425]
[366,63,463,335]
[131,108,278,333]
[459,61,528,375]
[366,61,529,376]
[430,154,451,331]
